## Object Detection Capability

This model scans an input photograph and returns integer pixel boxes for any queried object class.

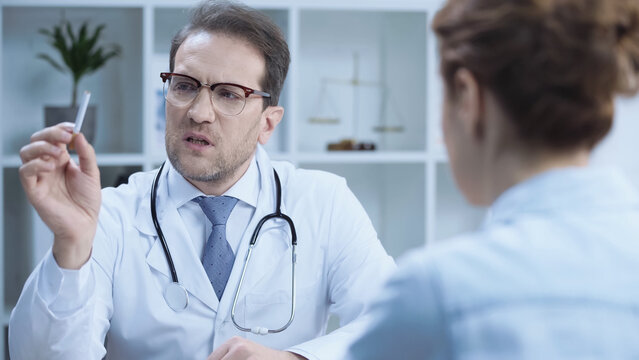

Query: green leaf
[79,22,88,44]
[38,28,53,38]
[86,24,105,53]
[51,24,71,68]
[65,21,76,45]
[36,53,66,73]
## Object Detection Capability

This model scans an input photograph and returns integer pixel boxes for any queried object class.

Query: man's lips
[184,132,213,146]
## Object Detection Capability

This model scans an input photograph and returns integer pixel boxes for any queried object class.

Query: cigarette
[69,91,91,150]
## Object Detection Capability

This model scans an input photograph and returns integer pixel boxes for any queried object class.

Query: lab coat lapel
[135,165,220,312]
[216,147,292,322]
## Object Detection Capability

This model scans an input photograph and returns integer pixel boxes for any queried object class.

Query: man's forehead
[180,30,261,59]
[175,30,266,84]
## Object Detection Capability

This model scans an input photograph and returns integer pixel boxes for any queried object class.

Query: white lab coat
[9,146,396,360]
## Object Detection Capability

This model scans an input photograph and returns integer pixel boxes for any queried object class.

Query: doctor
[10,1,395,359]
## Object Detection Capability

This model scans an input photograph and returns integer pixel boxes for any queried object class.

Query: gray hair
[169,0,290,107]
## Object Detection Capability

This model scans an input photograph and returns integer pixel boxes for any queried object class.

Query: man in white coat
[10,1,395,359]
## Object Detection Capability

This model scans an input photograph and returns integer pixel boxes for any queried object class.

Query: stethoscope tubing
[230,243,297,334]
[151,162,179,284]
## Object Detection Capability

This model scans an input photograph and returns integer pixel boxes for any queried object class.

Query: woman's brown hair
[433,0,639,149]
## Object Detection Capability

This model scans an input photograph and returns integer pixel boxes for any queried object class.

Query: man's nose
[187,88,216,123]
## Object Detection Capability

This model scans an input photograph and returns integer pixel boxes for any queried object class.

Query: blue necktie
[195,196,239,300]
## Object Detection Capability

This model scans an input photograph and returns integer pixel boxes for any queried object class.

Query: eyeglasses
[160,72,271,116]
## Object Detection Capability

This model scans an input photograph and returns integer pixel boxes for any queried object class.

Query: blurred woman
[348,0,639,358]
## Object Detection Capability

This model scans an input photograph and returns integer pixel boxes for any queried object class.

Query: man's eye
[218,89,243,100]
[173,81,197,92]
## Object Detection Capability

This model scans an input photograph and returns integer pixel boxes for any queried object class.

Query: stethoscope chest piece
[164,282,189,312]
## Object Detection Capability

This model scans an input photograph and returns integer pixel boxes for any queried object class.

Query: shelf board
[2,305,10,326]
[0,0,432,9]
[0,156,20,167]
[273,0,432,11]
[295,151,429,164]
[2,151,436,168]
[433,150,448,163]
[1,153,147,168]
[137,151,432,164]
[0,0,146,7]
[95,153,147,166]
[128,151,433,165]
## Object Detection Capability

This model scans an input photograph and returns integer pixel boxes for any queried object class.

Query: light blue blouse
[348,166,639,359]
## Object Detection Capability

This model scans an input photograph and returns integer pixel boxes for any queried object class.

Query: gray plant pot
[44,105,97,144]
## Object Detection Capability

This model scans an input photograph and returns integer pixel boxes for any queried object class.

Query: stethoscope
[151,161,298,335]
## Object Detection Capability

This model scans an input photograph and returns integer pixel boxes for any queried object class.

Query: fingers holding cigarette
[70,132,99,178]
[21,123,73,165]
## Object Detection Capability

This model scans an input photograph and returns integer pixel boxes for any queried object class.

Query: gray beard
[167,151,227,183]
[166,144,255,185]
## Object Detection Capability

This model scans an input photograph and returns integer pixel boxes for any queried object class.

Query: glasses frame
[160,72,271,115]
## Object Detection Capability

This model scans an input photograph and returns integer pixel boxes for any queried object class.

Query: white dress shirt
[167,156,260,257]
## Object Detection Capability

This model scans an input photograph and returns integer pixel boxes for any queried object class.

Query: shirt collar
[167,155,261,209]
[483,166,639,227]
[225,155,260,208]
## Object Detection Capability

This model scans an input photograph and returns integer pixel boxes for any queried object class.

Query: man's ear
[453,68,484,142]
[258,105,284,145]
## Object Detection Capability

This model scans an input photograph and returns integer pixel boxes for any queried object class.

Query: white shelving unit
[8,0,639,358]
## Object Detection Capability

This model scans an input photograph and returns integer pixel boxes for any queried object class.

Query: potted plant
[38,19,121,143]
